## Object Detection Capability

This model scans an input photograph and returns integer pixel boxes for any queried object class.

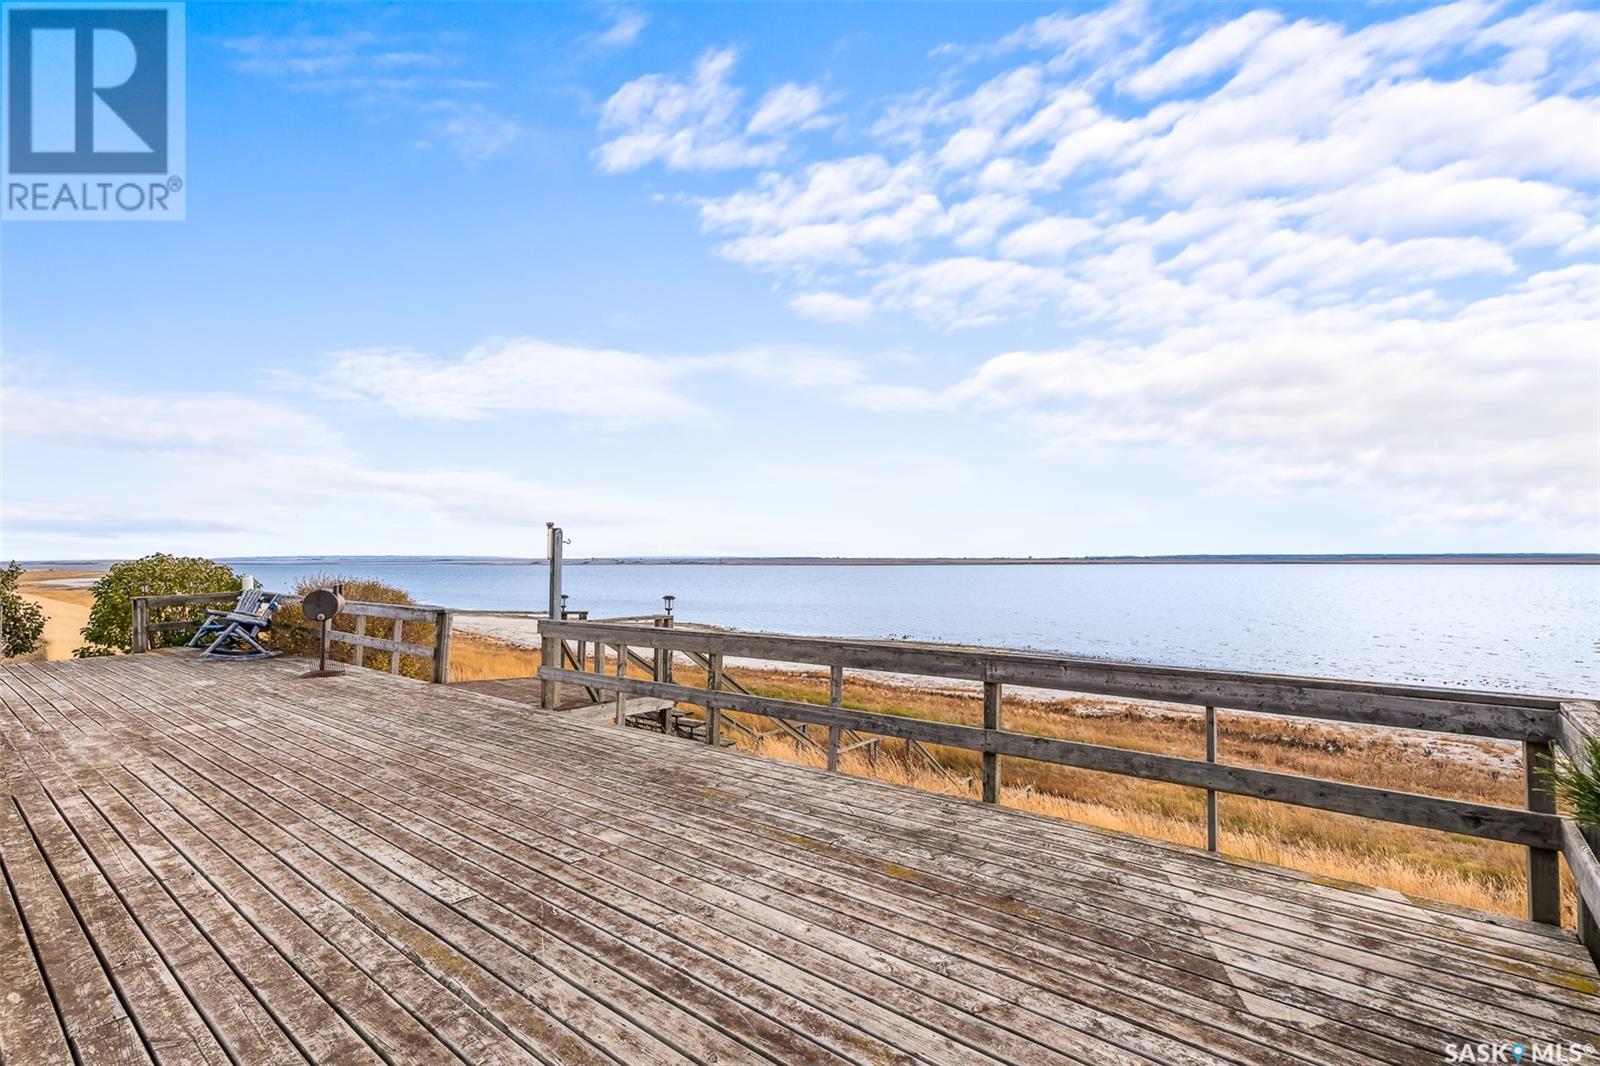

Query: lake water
[221,558,1600,697]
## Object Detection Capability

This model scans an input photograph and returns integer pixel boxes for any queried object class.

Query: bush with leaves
[1549,739,1600,831]
[1,561,47,658]
[265,574,437,681]
[77,554,241,656]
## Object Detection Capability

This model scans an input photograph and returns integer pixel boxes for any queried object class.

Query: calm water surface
[223,559,1600,696]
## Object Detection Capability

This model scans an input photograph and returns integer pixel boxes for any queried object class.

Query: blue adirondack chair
[187,587,281,659]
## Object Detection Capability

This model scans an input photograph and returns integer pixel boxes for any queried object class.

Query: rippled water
[224,559,1599,696]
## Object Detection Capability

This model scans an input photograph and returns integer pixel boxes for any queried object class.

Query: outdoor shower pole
[541,523,564,709]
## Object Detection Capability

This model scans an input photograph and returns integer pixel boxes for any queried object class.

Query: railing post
[982,680,1002,803]
[706,653,723,747]
[1206,706,1219,852]
[390,619,403,675]
[827,665,843,771]
[1526,740,1561,924]
[131,597,149,654]
[614,644,628,726]
[352,615,365,669]
[432,610,453,684]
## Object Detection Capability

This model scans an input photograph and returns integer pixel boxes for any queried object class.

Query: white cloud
[3,388,341,453]
[873,258,1075,328]
[596,49,825,172]
[420,103,519,163]
[929,266,1600,525]
[311,339,699,424]
[2,385,654,547]
[997,216,1098,260]
[592,8,647,51]
[700,155,942,267]
[1123,11,1283,98]
[224,26,519,161]
[748,84,829,136]
[789,292,874,322]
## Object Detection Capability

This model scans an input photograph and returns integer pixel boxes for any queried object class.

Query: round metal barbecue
[299,587,347,678]
[303,587,345,621]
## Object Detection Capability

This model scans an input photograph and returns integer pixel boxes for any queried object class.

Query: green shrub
[265,573,436,681]
[0,562,46,657]
[78,554,240,656]
[1549,739,1600,830]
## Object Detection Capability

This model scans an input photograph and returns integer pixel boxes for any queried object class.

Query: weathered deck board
[2,654,1597,1065]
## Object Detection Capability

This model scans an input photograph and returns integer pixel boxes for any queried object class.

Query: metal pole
[541,523,564,709]
[548,525,564,620]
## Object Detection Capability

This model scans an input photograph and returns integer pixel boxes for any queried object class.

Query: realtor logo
[3,2,185,220]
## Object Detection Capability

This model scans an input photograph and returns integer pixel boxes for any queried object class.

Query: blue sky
[3,0,1597,559]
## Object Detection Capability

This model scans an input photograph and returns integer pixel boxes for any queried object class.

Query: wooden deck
[2,654,1598,1065]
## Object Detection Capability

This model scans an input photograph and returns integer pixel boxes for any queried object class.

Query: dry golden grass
[449,635,540,682]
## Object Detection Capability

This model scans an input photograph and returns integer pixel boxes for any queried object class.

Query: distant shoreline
[569,553,1600,566]
[20,553,1600,569]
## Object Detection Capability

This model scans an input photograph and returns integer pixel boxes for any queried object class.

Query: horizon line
[20,551,1600,567]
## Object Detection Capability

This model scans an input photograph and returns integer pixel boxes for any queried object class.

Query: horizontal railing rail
[539,618,1592,936]
[536,620,1564,741]
[132,591,455,683]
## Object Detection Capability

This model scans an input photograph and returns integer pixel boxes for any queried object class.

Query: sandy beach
[14,569,97,660]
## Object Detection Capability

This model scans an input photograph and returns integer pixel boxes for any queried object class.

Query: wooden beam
[136,592,239,608]
[539,665,1561,849]
[390,620,403,675]
[1526,740,1561,925]
[319,628,432,659]
[614,644,627,727]
[1558,701,1600,771]
[1205,706,1219,853]
[131,598,149,654]
[981,682,1001,804]
[707,653,723,748]
[1562,820,1600,970]
[827,665,843,772]
[432,611,453,684]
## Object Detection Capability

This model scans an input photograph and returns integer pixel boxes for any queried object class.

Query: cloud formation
[593,2,1600,532]
[596,49,829,172]
[225,26,521,161]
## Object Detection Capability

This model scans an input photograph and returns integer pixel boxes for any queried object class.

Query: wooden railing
[538,618,1600,941]
[131,592,456,683]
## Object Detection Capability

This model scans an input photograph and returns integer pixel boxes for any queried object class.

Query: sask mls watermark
[2,1,184,220]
